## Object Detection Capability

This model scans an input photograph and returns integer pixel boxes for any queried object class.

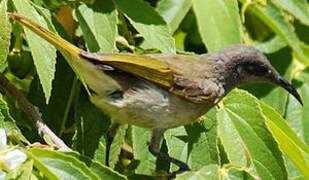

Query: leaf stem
[0,73,71,151]
[59,76,78,136]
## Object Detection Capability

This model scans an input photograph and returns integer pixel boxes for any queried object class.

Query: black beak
[276,76,303,105]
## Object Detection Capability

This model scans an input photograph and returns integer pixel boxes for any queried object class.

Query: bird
[10,13,303,178]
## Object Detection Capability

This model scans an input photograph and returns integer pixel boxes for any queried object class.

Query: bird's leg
[149,129,191,178]
[105,123,120,166]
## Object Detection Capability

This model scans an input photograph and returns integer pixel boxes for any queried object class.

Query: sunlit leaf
[29,148,100,179]
[239,0,308,64]
[76,0,117,53]
[260,102,309,179]
[273,0,309,26]
[218,89,288,179]
[193,0,242,52]
[156,0,192,33]
[113,0,176,53]
[13,0,57,103]
[0,0,11,67]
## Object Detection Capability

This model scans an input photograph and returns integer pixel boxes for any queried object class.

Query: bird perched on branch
[10,13,302,178]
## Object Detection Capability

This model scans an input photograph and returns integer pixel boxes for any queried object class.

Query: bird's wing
[80,52,176,88]
[81,52,216,103]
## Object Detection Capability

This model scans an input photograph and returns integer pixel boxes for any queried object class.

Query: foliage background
[0,0,308,179]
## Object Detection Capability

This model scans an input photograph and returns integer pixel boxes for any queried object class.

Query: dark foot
[105,123,120,166]
[149,129,191,178]
[148,146,191,178]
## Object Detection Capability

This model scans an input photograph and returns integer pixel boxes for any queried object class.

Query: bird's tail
[9,13,81,59]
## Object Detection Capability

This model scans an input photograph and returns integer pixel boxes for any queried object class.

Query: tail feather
[9,13,81,58]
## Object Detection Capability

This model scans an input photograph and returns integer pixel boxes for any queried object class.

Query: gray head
[214,44,302,105]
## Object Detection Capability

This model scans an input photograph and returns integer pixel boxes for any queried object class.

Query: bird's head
[217,44,303,105]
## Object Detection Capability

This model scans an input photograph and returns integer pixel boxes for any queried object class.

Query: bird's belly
[92,81,212,129]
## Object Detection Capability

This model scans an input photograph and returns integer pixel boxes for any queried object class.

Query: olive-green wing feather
[80,52,176,88]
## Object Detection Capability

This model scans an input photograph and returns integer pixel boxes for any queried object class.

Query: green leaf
[223,167,257,180]
[295,20,309,45]
[13,0,57,103]
[5,159,33,180]
[165,126,188,172]
[0,0,11,67]
[192,0,242,52]
[73,92,126,168]
[0,94,28,144]
[113,0,176,54]
[218,89,287,179]
[29,148,100,180]
[26,150,59,180]
[176,164,219,180]
[259,102,309,179]
[156,0,192,33]
[165,108,219,172]
[285,68,309,145]
[187,120,219,169]
[256,35,287,54]
[239,0,308,64]
[99,124,127,168]
[27,54,75,135]
[76,0,117,53]
[132,127,155,175]
[273,0,309,26]
[66,151,127,180]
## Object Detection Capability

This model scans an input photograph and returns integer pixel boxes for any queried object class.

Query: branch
[0,73,71,151]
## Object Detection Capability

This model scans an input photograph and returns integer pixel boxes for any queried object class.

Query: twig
[0,73,72,151]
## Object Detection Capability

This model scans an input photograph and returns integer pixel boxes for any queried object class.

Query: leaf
[132,127,156,175]
[223,167,257,180]
[73,92,126,168]
[5,159,33,179]
[187,118,219,169]
[29,148,100,180]
[0,94,28,144]
[66,151,127,180]
[164,126,188,172]
[27,54,75,135]
[295,20,309,45]
[165,108,219,171]
[176,164,219,180]
[0,0,11,67]
[113,0,176,54]
[192,0,242,52]
[285,68,309,145]
[273,0,309,26]
[106,125,127,168]
[156,0,192,33]
[284,155,306,180]
[76,0,118,53]
[218,89,288,180]
[256,35,287,54]
[13,0,57,103]
[26,150,59,180]
[239,0,308,64]
[259,102,309,179]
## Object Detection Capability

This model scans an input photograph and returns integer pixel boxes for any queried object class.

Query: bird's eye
[245,65,255,73]
[243,63,268,76]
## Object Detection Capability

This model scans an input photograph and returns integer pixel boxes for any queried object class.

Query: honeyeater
[10,13,302,178]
